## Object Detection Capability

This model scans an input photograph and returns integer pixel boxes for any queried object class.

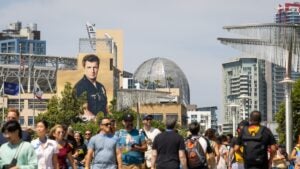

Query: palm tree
[154,79,161,88]
[166,76,173,92]
[144,79,149,89]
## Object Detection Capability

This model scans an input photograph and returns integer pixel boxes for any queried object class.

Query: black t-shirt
[74,144,87,165]
[237,125,276,169]
[152,130,185,169]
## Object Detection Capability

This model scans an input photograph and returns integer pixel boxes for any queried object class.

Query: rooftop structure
[0,21,46,55]
[133,57,190,105]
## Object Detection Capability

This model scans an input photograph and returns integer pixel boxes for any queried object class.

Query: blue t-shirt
[116,129,145,165]
[88,133,118,169]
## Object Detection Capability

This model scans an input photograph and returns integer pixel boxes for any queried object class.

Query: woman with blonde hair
[50,124,77,169]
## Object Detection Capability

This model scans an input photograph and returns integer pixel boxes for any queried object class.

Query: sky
[0,0,288,121]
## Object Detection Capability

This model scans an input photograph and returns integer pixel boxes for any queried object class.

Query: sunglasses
[57,131,65,134]
[101,123,112,126]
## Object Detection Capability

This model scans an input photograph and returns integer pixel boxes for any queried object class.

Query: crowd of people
[1,108,300,169]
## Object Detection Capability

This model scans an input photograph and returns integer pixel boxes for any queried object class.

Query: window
[28,116,34,126]
[191,114,197,122]
[19,116,25,125]
[128,79,136,89]
[166,114,178,121]
[153,114,163,121]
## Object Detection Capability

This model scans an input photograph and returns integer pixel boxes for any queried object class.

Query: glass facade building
[0,21,46,55]
[0,39,46,54]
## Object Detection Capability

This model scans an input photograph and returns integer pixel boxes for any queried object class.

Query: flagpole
[18,44,21,113]
[2,75,4,123]
[33,65,35,126]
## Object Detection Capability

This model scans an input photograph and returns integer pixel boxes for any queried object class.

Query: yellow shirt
[248,125,260,136]
[235,147,244,163]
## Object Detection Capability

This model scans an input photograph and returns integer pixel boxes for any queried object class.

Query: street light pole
[279,37,294,154]
[18,44,22,113]
[2,74,4,124]
[239,94,251,120]
[228,103,239,137]
[33,66,36,127]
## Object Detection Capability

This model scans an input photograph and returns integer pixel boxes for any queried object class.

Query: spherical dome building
[133,57,190,105]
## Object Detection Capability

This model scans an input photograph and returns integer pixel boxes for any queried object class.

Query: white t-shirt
[191,136,208,153]
[143,127,161,167]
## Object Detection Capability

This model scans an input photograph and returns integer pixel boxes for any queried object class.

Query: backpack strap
[203,136,213,154]
[196,137,206,157]
[14,142,24,158]
[139,128,149,139]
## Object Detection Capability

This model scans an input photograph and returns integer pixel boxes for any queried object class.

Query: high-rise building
[276,2,300,24]
[0,21,46,55]
[222,57,267,134]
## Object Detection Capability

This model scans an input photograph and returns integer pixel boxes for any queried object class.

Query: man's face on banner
[84,61,99,81]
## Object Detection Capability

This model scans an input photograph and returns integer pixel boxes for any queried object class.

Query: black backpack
[185,137,208,168]
[241,126,267,165]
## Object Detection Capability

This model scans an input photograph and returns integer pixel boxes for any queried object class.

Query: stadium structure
[0,21,76,126]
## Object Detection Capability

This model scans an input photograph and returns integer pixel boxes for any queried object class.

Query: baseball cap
[143,114,153,120]
[123,113,134,121]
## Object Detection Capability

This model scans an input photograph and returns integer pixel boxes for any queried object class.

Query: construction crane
[86,22,96,51]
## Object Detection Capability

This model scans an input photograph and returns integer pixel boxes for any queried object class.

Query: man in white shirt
[141,114,161,168]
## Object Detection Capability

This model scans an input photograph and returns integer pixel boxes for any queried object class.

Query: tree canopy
[275,79,300,145]
[36,82,186,137]
[36,82,86,127]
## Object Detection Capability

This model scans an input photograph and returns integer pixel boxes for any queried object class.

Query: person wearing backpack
[235,110,277,169]
[228,120,249,169]
[185,122,214,169]
[141,114,161,169]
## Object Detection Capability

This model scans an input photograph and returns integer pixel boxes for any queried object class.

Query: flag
[4,82,19,95]
[33,83,43,100]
